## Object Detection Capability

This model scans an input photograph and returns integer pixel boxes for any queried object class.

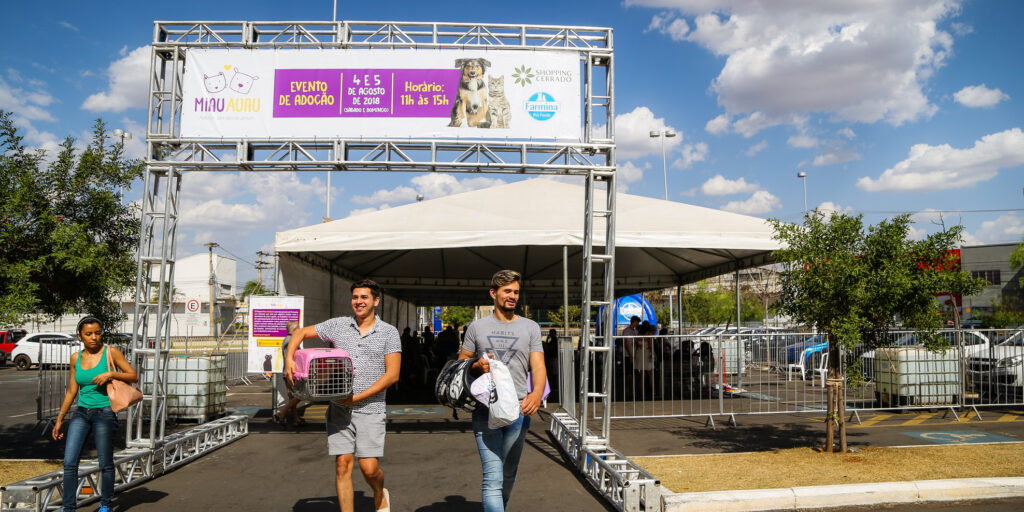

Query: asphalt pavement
[4,365,1024,511]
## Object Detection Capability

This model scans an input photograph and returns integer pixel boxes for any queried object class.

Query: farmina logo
[524,92,560,121]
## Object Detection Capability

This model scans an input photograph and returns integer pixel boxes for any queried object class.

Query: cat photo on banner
[448,57,509,129]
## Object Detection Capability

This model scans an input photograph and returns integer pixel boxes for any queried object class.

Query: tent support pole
[563,245,569,337]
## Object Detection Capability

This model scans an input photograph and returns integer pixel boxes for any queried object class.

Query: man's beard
[497,302,516,313]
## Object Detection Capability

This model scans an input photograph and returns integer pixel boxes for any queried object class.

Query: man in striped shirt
[285,279,401,512]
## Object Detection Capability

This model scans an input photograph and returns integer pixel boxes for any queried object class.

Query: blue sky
[2,1,1023,287]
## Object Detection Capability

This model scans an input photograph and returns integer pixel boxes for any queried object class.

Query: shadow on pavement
[670,422,869,452]
[412,495,480,511]
[111,487,170,510]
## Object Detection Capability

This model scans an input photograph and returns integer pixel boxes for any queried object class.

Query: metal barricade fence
[36,336,78,423]
[598,328,1024,423]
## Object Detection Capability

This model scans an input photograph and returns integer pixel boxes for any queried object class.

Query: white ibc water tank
[873,347,961,406]
[142,355,228,421]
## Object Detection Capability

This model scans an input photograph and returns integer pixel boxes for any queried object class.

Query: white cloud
[745,140,767,156]
[351,173,506,206]
[787,133,818,148]
[82,46,150,113]
[632,1,957,128]
[731,111,787,138]
[347,205,391,218]
[701,174,758,196]
[647,11,691,40]
[600,106,681,159]
[618,161,647,184]
[116,117,147,159]
[0,76,56,122]
[812,148,861,167]
[816,201,854,218]
[721,190,780,214]
[838,127,856,139]
[964,214,1024,245]
[672,142,709,169]
[857,128,1024,192]
[953,84,1010,108]
[59,21,78,32]
[705,114,730,134]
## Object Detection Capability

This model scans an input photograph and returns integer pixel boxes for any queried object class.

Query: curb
[661,477,1024,511]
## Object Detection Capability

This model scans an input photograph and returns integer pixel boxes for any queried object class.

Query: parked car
[9,332,78,370]
[968,330,1024,398]
[0,329,28,365]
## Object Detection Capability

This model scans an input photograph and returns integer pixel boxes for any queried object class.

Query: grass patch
[636,443,1024,493]
[0,460,62,486]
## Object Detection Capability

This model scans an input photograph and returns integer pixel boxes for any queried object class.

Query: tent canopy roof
[275,178,781,307]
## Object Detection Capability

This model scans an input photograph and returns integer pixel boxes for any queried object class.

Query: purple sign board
[251,308,301,337]
[273,68,459,118]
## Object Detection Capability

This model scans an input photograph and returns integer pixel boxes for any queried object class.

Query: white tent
[275,178,782,307]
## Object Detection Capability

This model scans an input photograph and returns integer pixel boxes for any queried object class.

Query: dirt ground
[635,443,1024,493]
[0,460,62,486]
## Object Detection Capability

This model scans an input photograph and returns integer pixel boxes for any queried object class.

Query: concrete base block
[663,488,795,512]
[792,482,917,509]
[915,477,1024,502]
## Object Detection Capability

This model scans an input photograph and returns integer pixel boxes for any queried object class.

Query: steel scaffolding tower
[126,19,636,510]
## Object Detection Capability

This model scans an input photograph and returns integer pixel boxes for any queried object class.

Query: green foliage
[442,306,475,327]
[547,304,582,328]
[680,282,765,325]
[0,111,143,328]
[977,298,1024,328]
[770,212,986,354]
[1010,241,1024,287]
[242,280,269,298]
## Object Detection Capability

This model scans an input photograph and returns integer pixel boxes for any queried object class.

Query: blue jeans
[62,406,117,510]
[472,407,531,512]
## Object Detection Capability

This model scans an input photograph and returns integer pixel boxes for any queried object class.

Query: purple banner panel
[273,68,459,118]
[251,309,301,337]
[273,69,343,118]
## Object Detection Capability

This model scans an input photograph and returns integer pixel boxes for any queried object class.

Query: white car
[968,330,1024,397]
[9,332,78,370]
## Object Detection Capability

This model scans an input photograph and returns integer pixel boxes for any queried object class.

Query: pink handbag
[106,348,142,412]
[290,348,354,402]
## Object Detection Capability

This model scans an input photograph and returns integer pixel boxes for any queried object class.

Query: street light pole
[797,171,807,215]
[650,129,676,200]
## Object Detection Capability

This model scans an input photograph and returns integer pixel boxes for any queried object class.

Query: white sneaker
[376,488,390,512]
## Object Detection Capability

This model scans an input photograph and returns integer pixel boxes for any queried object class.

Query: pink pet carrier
[290,348,354,402]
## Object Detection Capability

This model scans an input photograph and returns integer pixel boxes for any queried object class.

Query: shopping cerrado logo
[512,65,534,87]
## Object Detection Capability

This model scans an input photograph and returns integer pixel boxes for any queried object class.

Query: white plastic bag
[484,354,520,428]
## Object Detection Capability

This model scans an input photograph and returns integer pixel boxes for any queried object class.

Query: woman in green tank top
[51,316,137,512]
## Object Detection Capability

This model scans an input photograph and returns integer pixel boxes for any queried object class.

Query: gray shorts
[326,403,386,458]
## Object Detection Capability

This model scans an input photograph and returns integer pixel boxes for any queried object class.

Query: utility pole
[255,251,272,293]
[205,242,219,336]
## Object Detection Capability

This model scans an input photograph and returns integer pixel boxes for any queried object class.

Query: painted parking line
[902,430,1018,444]
[8,411,38,418]
[900,411,938,426]
[857,413,895,427]
[997,413,1020,422]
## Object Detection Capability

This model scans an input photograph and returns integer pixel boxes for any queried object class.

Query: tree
[547,304,582,328]
[442,306,475,327]
[1010,241,1024,287]
[770,212,984,453]
[242,279,269,299]
[0,111,144,329]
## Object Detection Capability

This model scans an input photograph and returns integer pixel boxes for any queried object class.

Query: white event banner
[248,295,304,374]
[181,49,581,140]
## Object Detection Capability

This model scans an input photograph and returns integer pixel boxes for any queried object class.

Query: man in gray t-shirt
[462,315,543,400]
[458,269,546,512]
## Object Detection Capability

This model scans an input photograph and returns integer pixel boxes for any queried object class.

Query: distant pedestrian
[276,321,305,427]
